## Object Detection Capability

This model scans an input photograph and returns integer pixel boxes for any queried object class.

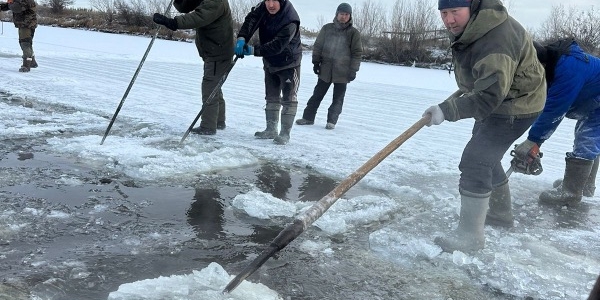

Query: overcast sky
[73,0,597,31]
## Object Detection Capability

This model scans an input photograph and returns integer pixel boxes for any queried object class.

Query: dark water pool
[0,148,386,300]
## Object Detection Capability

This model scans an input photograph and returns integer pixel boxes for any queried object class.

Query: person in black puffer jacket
[235,0,302,145]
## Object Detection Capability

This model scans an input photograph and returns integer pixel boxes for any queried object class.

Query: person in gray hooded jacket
[295,3,362,130]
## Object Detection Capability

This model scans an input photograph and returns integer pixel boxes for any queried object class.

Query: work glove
[234,38,246,57]
[313,63,320,75]
[242,45,254,56]
[348,71,356,82]
[153,13,178,31]
[510,139,543,175]
[422,105,444,126]
[0,3,9,11]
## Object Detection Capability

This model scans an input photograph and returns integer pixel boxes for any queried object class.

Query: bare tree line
[536,4,600,55]
[41,0,600,64]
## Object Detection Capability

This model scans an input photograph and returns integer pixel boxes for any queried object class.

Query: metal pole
[100,0,174,145]
[179,56,238,145]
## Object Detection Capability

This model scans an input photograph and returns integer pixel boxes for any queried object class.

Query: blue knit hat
[438,0,471,10]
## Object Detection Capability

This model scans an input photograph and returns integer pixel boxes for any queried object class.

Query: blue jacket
[528,41,600,145]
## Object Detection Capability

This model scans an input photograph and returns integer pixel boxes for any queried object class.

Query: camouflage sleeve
[8,0,36,13]
[8,0,22,13]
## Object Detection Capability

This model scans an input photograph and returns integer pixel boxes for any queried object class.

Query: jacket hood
[452,0,507,49]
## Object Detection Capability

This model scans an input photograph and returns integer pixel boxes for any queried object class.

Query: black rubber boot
[485,181,513,228]
[19,58,31,72]
[190,127,216,135]
[553,156,598,197]
[540,157,594,206]
[30,56,38,68]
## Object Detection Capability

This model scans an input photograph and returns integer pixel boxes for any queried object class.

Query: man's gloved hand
[422,105,445,126]
[348,71,356,82]
[153,13,177,31]
[0,3,9,11]
[313,63,320,75]
[242,45,254,56]
[234,38,246,57]
[510,139,543,175]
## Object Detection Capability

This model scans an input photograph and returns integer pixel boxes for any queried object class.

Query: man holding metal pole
[0,0,38,72]
[153,0,234,135]
[422,0,546,253]
[235,0,302,145]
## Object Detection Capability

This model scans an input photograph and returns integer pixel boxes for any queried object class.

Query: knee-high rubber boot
[30,56,38,68]
[586,157,599,197]
[435,192,489,253]
[255,104,280,139]
[274,114,294,145]
[19,57,32,73]
[540,157,594,206]
[485,181,513,228]
[553,156,599,197]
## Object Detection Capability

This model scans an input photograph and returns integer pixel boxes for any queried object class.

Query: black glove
[153,13,178,31]
[510,140,543,175]
[313,63,320,75]
[348,71,356,82]
[0,3,9,11]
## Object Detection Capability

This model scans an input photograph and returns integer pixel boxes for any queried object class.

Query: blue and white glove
[242,45,254,56]
[422,105,445,126]
[234,38,246,57]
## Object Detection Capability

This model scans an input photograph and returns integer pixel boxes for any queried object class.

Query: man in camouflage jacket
[1,0,38,72]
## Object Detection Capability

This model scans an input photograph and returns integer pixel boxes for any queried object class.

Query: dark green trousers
[200,58,231,129]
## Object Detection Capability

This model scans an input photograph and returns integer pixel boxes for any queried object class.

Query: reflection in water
[298,174,337,202]
[187,186,224,240]
[17,152,34,161]
[255,163,291,199]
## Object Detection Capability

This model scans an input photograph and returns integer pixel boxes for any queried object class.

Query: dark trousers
[200,58,230,129]
[302,78,347,124]
[459,115,537,195]
[264,65,300,116]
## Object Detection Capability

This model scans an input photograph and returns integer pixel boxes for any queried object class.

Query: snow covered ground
[0,26,599,299]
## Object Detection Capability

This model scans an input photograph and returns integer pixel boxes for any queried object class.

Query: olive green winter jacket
[438,0,546,121]
[312,18,362,83]
[174,0,234,62]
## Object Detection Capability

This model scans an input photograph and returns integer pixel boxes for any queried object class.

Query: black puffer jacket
[237,1,302,72]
